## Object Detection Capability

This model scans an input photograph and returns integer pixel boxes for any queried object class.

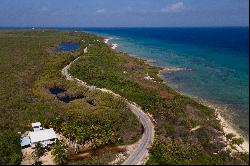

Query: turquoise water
[81,28,249,135]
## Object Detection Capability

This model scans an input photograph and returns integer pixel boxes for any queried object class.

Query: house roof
[32,122,41,128]
[29,128,57,143]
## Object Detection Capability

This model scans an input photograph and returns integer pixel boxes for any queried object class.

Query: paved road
[122,103,155,165]
[61,52,155,165]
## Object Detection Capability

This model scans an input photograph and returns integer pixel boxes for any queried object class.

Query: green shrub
[231,137,244,146]
[52,140,68,164]
[226,133,236,140]
[0,130,22,165]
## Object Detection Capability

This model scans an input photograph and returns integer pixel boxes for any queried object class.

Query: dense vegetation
[0,30,248,165]
[0,30,140,164]
[52,140,68,164]
[70,37,249,164]
[0,130,22,164]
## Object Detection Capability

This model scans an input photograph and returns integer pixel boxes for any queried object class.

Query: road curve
[61,54,155,165]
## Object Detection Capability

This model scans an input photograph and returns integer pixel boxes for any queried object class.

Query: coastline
[104,37,118,49]
[158,69,249,153]
[106,37,249,153]
[216,110,249,152]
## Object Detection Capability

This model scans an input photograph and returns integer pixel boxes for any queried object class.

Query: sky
[0,0,249,27]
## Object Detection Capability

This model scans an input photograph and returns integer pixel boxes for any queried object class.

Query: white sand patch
[21,147,34,165]
[103,38,118,50]
[21,147,56,165]
[144,75,154,80]
[190,125,201,132]
[216,110,249,153]
[111,44,118,49]
[40,151,56,165]
[104,38,112,43]
[104,39,109,43]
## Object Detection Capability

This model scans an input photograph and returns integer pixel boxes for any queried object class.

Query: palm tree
[32,143,45,164]
[52,140,68,164]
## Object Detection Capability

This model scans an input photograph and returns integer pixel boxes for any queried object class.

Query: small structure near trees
[20,122,57,148]
[32,122,43,131]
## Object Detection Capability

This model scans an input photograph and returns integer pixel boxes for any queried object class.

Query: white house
[29,128,57,147]
[21,122,57,148]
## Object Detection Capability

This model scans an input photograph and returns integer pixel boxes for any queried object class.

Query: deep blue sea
[75,27,249,135]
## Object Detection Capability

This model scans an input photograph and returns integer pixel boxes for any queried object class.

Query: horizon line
[0,25,249,29]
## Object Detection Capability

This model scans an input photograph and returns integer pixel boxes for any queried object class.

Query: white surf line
[61,48,155,165]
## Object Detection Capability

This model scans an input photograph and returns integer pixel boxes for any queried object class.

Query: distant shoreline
[104,36,249,152]
[0,26,249,30]
[104,37,118,49]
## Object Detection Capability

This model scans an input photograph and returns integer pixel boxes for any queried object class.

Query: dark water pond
[49,87,85,103]
[58,94,85,103]
[56,42,80,52]
[49,87,66,95]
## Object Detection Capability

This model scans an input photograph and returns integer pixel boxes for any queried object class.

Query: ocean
[80,27,249,135]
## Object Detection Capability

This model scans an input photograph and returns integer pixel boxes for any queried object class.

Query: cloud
[96,8,106,14]
[161,2,185,13]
